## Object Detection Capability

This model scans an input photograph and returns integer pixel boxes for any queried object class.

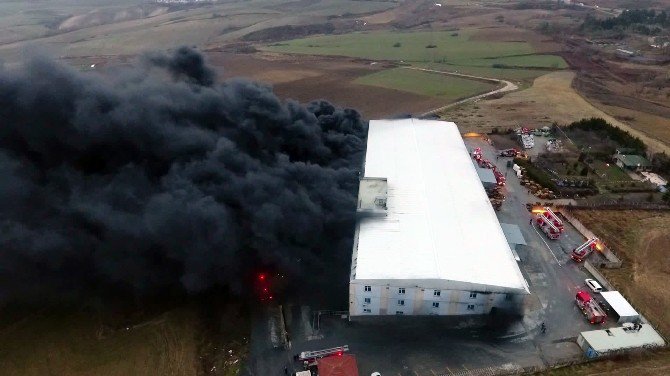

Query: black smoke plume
[0,48,366,302]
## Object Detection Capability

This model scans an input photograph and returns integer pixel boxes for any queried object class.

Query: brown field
[211,52,444,118]
[0,301,248,376]
[445,71,670,155]
[570,210,670,337]
[546,209,670,376]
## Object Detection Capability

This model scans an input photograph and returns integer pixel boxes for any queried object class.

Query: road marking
[531,223,562,266]
[430,370,438,376]
[444,366,454,375]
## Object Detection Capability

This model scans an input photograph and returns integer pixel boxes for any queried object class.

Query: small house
[613,154,651,172]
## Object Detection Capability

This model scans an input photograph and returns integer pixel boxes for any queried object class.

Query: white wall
[349,282,522,317]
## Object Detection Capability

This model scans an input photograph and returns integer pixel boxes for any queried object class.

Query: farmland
[354,67,497,100]
[0,300,249,376]
[264,29,567,69]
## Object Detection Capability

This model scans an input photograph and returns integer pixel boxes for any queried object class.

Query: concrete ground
[243,136,618,376]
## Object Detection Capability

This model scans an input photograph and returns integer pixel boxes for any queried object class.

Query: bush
[580,167,589,176]
[566,118,646,153]
[425,44,437,49]
[514,157,558,191]
[393,42,401,48]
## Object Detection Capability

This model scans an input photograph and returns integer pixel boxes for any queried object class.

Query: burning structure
[349,119,529,318]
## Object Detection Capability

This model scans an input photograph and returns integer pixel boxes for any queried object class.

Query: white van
[585,279,603,293]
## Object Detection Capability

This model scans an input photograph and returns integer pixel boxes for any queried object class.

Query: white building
[577,324,665,358]
[349,119,530,318]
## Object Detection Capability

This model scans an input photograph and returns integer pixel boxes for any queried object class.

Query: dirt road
[402,67,519,117]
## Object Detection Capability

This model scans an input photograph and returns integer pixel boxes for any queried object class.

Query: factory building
[349,119,529,318]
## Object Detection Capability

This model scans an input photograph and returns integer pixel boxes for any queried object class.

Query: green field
[414,62,553,82]
[264,29,567,68]
[355,68,497,99]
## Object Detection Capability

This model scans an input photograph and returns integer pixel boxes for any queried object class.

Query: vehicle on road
[571,237,602,262]
[535,215,560,240]
[575,290,607,324]
[585,278,603,293]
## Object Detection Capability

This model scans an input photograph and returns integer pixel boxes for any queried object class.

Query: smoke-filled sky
[0,47,366,302]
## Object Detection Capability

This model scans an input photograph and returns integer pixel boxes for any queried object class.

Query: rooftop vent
[357,177,388,217]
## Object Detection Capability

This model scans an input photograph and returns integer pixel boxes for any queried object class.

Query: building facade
[349,119,529,319]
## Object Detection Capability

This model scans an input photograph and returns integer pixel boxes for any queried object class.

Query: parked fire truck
[571,238,602,262]
[493,168,506,186]
[540,207,564,232]
[575,291,607,324]
[535,215,560,240]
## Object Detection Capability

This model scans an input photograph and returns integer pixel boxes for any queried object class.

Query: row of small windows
[363,286,443,296]
[363,303,475,312]
[363,286,477,299]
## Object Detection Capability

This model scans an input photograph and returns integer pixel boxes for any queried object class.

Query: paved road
[399,67,519,118]
[467,137,615,359]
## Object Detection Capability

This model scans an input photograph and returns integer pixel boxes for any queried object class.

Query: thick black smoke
[0,48,366,302]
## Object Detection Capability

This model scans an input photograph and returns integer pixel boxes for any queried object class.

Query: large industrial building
[349,119,530,318]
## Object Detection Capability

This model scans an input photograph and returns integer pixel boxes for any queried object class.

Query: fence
[559,209,623,268]
[565,202,670,211]
[583,261,616,291]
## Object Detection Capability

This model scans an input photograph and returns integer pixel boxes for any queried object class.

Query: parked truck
[575,291,607,324]
[541,207,564,232]
[571,238,602,262]
[535,215,560,240]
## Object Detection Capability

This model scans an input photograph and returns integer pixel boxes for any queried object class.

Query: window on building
[395,311,404,315]
[469,292,477,299]
[432,302,440,308]
[433,290,441,297]
[364,298,371,304]
[467,304,475,311]
[363,308,371,313]
[398,288,405,294]
[397,300,405,306]
[364,285,371,292]
[505,293,513,301]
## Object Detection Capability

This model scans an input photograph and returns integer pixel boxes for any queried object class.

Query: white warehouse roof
[351,119,529,294]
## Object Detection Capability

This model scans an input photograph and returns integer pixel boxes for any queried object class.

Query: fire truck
[575,291,607,324]
[471,147,482,161]
[535,215,560,240]
[541,207,564,232]
[295,345,349,362]
[571,238,602,262]
[493,169,506,186]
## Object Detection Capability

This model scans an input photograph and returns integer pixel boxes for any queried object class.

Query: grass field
[264,29,567,68]
[0,301,248,376]
[548,210,670,376]
[354,67,496,99]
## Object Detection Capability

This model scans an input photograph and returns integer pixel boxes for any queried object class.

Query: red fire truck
[541,207,564,232]
[575,291,607,324]
[571,238,602,262]
[535,215,560,240]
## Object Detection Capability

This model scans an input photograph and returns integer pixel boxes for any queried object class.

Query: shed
[500,223,526,261]
[475,166,497,190]
[600,291,639,323]
[614,154,651,172]
[577,324,665,358]
[317,354,359,376]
